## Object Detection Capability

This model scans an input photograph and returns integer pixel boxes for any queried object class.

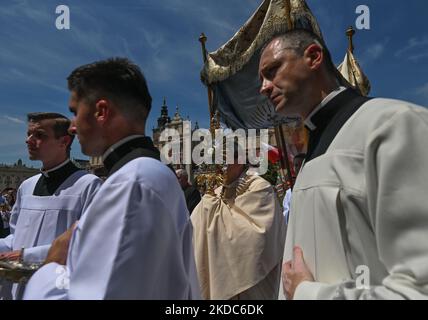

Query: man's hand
[283,246,314,299]
[0,250,22,261]
[44,222,77,266]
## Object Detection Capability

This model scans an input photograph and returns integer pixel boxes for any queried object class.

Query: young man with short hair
[0,112,101,299]
[24,58,200,299]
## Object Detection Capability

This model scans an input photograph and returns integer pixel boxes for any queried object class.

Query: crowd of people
[0,24,427,300]
[0,188,16,238]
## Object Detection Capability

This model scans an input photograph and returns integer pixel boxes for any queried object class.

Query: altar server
[0,112,101,299]
[24,58,200,299]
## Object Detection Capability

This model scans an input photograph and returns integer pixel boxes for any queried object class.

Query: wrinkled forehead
[260,38,291,65]
[267,38,287,55]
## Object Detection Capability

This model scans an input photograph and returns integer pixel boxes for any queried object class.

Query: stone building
[0,159,39,190]
[87,98,199,179]
[152,98,199,181]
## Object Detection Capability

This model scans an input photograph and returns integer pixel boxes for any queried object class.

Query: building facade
[0,159,39,190]
[152,99,199,181]
[87,99,198,179]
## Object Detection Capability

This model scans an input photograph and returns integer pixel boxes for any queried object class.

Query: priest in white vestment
[259,29,428,299]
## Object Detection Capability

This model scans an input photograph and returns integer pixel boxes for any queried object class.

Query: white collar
[304,86,347,131]
[246,166,260,176]
[40,159,70,177]
[102,135,146,163]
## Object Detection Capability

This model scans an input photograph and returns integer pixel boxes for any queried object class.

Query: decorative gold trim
[337,27,371,96]
[201,0,323,84]
[285,0,293,30]
[0,261,41,283]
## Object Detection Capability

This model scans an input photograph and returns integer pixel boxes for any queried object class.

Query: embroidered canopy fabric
[337,50,371,96]
[200,0,322,129]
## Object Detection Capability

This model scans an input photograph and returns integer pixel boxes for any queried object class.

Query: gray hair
[264,29,336,75]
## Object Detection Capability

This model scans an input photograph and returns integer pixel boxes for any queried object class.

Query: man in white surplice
[259,29,428,299]
[24,58,200,299]
[0,112,101,299]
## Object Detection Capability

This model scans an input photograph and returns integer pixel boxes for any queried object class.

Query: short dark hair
[27,112,74,155]
[67,57,152,123]
[264,29,337,75]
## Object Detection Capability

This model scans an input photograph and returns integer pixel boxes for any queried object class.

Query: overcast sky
[0,0,427,167]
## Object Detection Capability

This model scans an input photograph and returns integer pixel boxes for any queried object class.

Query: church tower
[157,98,171,128]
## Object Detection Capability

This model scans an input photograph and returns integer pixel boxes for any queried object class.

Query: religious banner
[200,0,322,130]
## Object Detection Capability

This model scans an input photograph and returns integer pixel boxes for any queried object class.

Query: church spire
[172,105,182,122]
[157,97,171,127]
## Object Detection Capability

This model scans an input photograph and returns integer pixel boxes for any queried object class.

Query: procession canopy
[200,0,323,129]
[337,26,371,96]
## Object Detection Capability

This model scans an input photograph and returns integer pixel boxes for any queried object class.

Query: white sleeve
[295,106,428,300]
[79,175,103,216]
[0,234,13,253]
[23,263,69,300]
[68,180,192,299]
[22,244,51,263]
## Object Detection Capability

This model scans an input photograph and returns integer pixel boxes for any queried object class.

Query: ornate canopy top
[201,0,323,85]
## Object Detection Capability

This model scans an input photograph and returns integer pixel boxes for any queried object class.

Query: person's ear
[60,135,72,149]
[94,100,110,124]
[304,43,323,71]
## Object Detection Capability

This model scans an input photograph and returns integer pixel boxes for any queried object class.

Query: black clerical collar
[34,160,80,196]
[102,135,146,163]
[40,159,71,178]
[102,135,160,176]
[304,88,371,162]
[304,86,347,131]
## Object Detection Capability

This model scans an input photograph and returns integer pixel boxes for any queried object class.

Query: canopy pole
[346,26,355,53]
[199,33,215,132]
